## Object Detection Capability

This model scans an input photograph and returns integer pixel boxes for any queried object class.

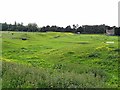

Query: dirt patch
[66,41,89,44]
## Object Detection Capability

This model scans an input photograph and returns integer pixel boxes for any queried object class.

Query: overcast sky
[0,0,119,27]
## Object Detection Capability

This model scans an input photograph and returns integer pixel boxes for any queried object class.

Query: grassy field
[1,31,119,88]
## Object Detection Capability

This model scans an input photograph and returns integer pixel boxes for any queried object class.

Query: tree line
[1,22,120,35]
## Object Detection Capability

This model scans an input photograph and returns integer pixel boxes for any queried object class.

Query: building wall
[106,29,115,35]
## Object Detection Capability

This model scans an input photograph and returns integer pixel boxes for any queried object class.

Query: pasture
[1,31,119,88]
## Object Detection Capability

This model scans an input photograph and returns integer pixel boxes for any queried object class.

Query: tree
[73,24,79,29]
[65,25,72,32]
[2,22,8,31]
[115,27,120,36]
[27,23,38,32]
[76,26,84,33]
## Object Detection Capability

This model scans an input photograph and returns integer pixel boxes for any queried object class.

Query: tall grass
[2,60,109,88]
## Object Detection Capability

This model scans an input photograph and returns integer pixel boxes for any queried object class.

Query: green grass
[1,31,119,88]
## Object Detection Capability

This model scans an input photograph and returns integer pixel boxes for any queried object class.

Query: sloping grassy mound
[2,32,119,88]
[2,60,109,88]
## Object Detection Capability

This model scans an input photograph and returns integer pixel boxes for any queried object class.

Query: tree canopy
[1,22,120,35]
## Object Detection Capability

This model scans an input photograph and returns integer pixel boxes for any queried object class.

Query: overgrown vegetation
[1,31,119,88]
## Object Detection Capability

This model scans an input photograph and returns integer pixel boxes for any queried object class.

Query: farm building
[106,27,115,36]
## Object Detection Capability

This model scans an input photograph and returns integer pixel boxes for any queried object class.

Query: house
[106,27,115,36]
[77,32,80,34]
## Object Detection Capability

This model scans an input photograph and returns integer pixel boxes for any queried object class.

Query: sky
[0,0,119,27]
[118,1,120,27]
